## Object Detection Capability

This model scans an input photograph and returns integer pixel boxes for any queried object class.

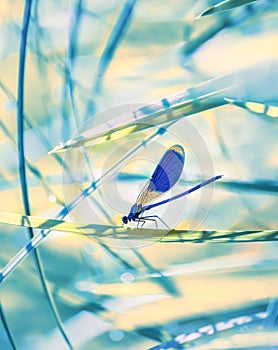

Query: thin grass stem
[0,303,16,350]
[17,1,74,349]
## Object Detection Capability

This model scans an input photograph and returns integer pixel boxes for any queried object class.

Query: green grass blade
[199,0,259,18]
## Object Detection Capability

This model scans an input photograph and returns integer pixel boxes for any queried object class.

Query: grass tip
[48,143,66,155]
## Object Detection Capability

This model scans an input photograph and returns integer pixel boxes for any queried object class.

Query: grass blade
[94,0,137,93]
[0,210,277,245]
[199,0,259,18]
[50,59,278,153]
[0,303,16,350]
[224,97,278,119]
[17,1,73,348]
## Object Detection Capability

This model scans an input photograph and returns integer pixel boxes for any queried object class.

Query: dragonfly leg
[141,215,170,229]
[140,219,147,228]
[143,218,158,229]
[135,217,157,229]
[135,218,145,229]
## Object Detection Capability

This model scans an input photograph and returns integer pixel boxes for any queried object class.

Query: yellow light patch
[245,101,265,114]
[104,125,138,141]
[267,106,278,118]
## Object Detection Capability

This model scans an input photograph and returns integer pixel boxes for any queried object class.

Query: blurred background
[0,0,278,349]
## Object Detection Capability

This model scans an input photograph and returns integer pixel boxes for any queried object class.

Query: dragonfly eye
[122,216,128,224]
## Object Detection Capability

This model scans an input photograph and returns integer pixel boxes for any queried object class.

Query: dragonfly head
[122,215,128,225]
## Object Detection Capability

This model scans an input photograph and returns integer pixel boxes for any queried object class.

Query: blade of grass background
[215,123,273,230]
[148,307,270,349]
[32,0,41,59]
[224,97,278,119]
[0,81,81,191]
[198,0,259,18]
[0,118,64,205]
[66,1,112,223]
[185,10,233,56]
[83,0,137,119]
[61,71,72,142]
[186,0,271,55]
[215,87,278,327]
[50,60,278,153]
[93,0,137,94]
[66,0,115,223]
[0,302,16,350]
[67,0,84,126]
[50,83,229,152]
[0,211,277,243]
[218,178,278,193]
[131,248,179,296]
[16,1,73,349]
[118,173,278,194]
[264,299,278,329]
[214,110,276,230]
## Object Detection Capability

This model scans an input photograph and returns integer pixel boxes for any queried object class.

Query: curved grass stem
[17,1,74,349]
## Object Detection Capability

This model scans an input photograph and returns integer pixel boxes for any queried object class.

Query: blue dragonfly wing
[136,145,185,205]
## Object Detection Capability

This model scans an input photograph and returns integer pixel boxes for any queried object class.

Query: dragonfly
[122,144,223,228]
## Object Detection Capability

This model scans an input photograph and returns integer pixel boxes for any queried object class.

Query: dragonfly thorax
[122,203,143,225]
